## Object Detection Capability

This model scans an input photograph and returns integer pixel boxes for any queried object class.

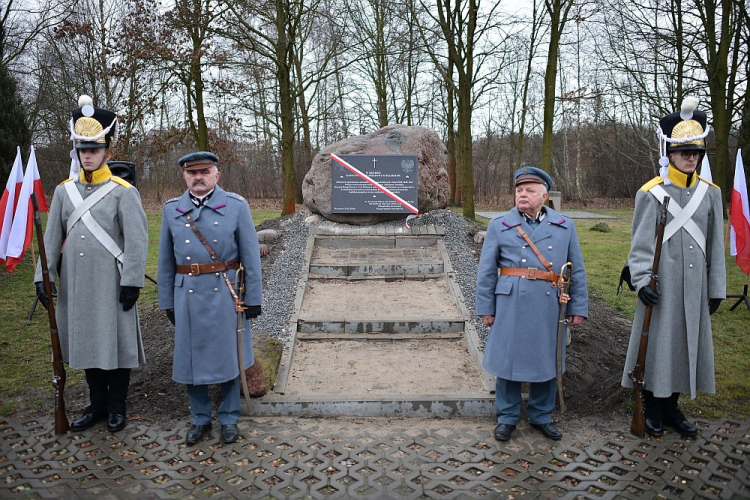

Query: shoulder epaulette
[58,177,75,186]
[110,176,133,188]
[640,176,664,193]
[164,197,180,205]
[697,175,719,189]
[226,192,247,202]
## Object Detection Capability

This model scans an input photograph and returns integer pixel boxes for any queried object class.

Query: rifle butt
[630,384,645,438]
[53,373,69,435]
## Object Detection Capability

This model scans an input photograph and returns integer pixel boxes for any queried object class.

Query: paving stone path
[2,416,748,499]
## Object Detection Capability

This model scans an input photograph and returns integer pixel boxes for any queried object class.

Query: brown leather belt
[499,267,560,283]
[175,260,239,275]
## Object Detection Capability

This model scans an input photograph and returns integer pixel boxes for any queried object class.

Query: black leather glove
[119,286,140,311]
[638,285,660,307]
[244,305,262,319]
[709,298,722,315]
[165,309,175,325]
[35,282,50,309]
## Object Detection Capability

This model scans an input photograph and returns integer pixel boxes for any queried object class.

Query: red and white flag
[4,146,48,272]
[0,147,25,263]
[729,149,750,274]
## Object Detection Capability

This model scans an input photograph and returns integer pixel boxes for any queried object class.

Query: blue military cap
[514,166,553,191]
[178,151,219,170]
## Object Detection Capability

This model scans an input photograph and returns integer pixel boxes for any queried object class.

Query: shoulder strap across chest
[64,181,123,271]
[648,181,708,256]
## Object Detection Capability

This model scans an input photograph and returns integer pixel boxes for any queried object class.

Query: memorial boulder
[303,125,450,224]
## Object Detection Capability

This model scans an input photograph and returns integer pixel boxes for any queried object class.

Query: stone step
[313,223,446,236]
[244,395,494,417]
[248,338,493,417]
[297,318,465,334]
[309,246,444,277]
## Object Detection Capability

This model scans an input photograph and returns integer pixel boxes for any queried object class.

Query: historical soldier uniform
[476,167,588,441]
[35,95,148,433]
[621,99,726,437]
[157,151,262,445]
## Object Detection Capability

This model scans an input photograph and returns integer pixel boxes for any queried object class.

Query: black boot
[643,390,665,437]
[105,369,130,433]
[663,393,697,438]
[71,369,108,431]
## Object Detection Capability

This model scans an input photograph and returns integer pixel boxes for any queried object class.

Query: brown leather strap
[499,267,560,283]
[176,260,239,275]
[185,213,220,262]
[515,225,553,272]
[180,213,244,308]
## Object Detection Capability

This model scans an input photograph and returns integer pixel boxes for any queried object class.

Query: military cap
[658,97,708,153]
[71,95,119,150]
[514,166,553,191]
[178,151,219,170]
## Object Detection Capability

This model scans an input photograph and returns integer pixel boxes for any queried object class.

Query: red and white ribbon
[330,153,418,215]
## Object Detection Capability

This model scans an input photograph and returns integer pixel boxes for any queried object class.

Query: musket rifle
[629,196,670,438]
[31,193,69,435]
[556,262,573,413]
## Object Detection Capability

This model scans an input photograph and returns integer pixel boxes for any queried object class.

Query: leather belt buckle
[526,267,538,280]
[190,263,201,275]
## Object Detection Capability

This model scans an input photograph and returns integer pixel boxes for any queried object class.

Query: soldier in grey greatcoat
[158,151,262,445]
[621,99,726,438]
[35,96,148,433]
[477,167,588,442]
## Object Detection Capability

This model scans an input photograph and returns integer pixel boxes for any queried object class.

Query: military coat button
[186,256,191,261]
[689,245,694,250]
[214,288,219,292]
[188,289,194,294]
[521,259,527,263]
[213,222,219,226]
[689,264,694,268]
[80,235,85,239]
[213,239,218,243]
[185,223,190,227]
[185,239,190,244]
[79,252,84,257]
[548,246,552,250]
[215,273,219,276]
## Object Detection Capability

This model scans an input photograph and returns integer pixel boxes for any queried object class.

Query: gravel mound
[253,210,310,341]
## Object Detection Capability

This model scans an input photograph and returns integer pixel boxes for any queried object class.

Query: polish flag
[729,149,750,274]
[4,146,48,272]
[0,147,25,263]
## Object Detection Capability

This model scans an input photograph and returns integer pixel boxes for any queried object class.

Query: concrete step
[309,262,444,277]
[297,318,465,334]
[248,338,493,417]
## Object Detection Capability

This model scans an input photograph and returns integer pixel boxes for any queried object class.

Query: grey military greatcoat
[157,186,262,386]
[476,207,588,382]
[621,173,726,398]
[35,166,148,370]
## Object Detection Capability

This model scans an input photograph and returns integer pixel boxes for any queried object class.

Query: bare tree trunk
[540,0,574,176]
[276,0,296,215]
[446,60,459,204]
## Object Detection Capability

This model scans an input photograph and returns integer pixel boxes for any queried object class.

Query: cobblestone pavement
[1,416,748,499]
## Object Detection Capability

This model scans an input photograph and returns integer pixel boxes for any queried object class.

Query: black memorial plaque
[331,154,418,213]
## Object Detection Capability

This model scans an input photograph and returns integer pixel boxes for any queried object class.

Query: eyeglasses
[678,151,701,159]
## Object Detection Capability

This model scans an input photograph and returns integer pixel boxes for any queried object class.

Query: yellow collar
[80,164,112,184]
[667,164,698,188]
